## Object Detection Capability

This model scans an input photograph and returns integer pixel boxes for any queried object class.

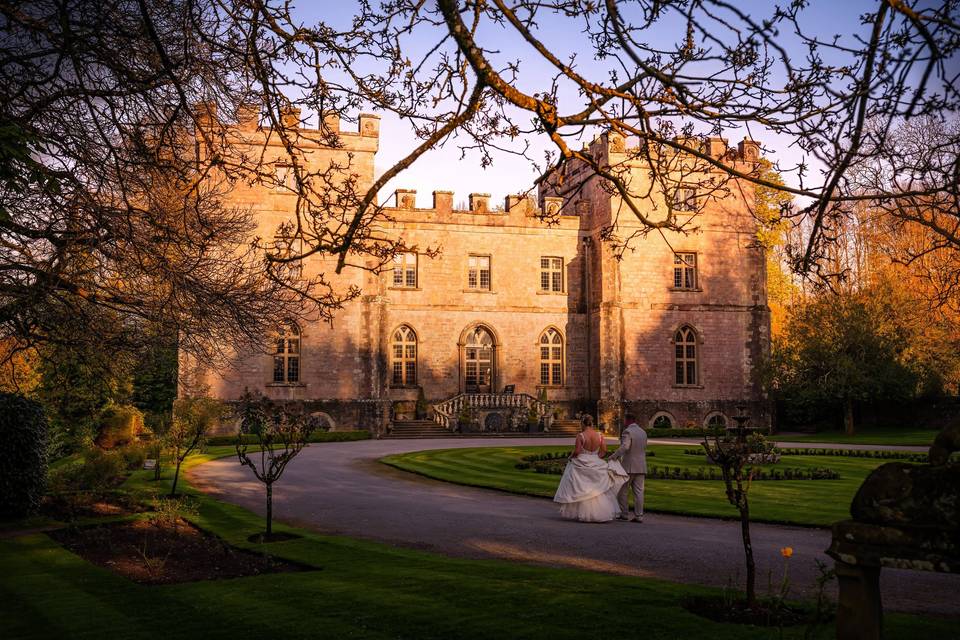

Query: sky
[292,1,929,208]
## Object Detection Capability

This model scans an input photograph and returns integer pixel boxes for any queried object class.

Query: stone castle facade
[181,110,770,433]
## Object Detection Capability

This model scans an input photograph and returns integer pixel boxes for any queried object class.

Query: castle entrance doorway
[464,326,495,393]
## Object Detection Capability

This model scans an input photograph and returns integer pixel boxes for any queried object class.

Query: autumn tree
[771,283,924,435]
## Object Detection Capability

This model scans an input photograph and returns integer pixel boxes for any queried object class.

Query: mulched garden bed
[41,491,145,521]
[49,517,309,584]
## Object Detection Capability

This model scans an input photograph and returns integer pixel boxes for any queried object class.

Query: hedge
[682,446,932,463]
[642,427,725,439]
[0,392,49,518]
[206,430,372,447]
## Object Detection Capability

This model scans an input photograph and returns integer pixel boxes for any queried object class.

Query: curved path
[191,437,959,617]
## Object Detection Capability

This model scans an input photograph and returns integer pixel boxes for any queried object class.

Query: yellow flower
[780,547,794,558]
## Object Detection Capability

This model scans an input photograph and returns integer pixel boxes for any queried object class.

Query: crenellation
[469,193,491,213]
[359,113,380,137]
[395,189,417,209]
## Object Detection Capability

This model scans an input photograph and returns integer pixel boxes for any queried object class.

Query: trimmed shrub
[0,392,49,518]
[95,404,145,449]
[644,427,725,439]
[119,442,148,470]
[78,448,128,491]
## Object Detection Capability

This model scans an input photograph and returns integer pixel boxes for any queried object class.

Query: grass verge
[381,445,904,527]
[776,428,938,447]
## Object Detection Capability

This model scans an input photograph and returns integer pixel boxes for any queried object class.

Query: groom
[608,413,647,522]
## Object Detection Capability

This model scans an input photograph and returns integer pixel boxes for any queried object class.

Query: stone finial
[280,106,301,130]
[542,196,564,217]
[432,190,453,211]
[469,193,491,213]
[360,113,380,137]
[738,137,760,162]
[395,189,416,209]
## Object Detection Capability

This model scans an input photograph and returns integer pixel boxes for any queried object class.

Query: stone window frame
[539,256,564,293]
[703,411,728,429]
[537,327,565,387]
[467,254,492,291]
[391,252,418,289]
[274,163,296,192]
[671,324,702,388]
[458,323,500,393]
[390,324,418,387]
[672,184,698,212]
[648,411,676,429]
[273,233,304,280]
[271,321,302,385]
[672,252,699,291]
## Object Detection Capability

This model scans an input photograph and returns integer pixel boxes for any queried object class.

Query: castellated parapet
[181,115,771,436]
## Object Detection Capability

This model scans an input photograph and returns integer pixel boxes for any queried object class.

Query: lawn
[381,445,903,527]
[776,428,939,447]
[2,447,955,639]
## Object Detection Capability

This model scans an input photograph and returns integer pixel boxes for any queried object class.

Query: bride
[553,416,628,522]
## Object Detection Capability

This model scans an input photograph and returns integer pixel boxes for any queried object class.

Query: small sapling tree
[168,397,225,496]
[703,408,762,608]
[235,390,313,540]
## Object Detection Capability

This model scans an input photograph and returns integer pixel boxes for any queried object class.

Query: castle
[181,109,770,434]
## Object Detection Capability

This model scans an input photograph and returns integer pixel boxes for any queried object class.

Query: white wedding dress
[553,436,628,522]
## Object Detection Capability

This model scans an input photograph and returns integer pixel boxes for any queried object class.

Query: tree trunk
[266,482,273,538]
[740,498,756,608]
[169,459,182,497]
[844,397,856,436]
[153,446,162,482]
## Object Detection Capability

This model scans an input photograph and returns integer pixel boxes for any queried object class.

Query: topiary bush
[95,404,144,449]
[0,392,49,519]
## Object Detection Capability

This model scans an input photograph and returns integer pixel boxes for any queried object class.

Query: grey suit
[609,423,647,519]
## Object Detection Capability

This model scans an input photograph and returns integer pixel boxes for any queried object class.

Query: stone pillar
[595,238,623,432]
[835,561,882,640]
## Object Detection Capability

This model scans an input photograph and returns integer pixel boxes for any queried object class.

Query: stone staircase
[549,419,582,436]
[385,420,455,439]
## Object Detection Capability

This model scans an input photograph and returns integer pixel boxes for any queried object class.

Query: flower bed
[514,452,839,480]
[683,447,930,463]
[49,516,307,584]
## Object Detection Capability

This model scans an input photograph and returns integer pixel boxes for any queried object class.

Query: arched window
[674,326,698,386]
[391,325,417,386]
[273,322,301,383]
[706,413,727,429]
[651,412,674,429]
[539,328,564,386]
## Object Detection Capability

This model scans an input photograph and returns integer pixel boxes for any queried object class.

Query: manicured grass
[1,446,953,639]
[777,428,939,447]
[382,445,902,527]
